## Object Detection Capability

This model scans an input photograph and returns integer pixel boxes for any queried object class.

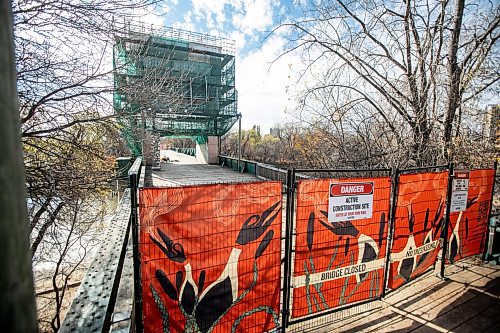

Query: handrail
[60,190,132,333]
[61,157,144,333]
[128,157,144,333]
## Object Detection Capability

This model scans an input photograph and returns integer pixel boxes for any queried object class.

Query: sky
[137,0,305,134]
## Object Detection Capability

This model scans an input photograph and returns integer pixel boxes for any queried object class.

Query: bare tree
[276,0,499,166]
[12,0,165,330]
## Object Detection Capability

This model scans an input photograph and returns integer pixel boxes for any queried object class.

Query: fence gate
[137,181,284,333]
[386,166,449,291]
[282,169,392,328]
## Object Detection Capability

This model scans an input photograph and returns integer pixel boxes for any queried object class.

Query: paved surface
[289,258,500,332]
[148,150,258,187]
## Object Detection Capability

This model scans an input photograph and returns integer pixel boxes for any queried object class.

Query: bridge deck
[148,150,258,187]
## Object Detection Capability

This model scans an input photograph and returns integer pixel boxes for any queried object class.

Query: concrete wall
[196,136,219,164]
[196,141,208,164]
[207,136,219,164]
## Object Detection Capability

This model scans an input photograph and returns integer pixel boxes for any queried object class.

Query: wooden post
[0,1,38,331]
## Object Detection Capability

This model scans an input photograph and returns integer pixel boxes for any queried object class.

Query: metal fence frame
[59,156,498,332]
[281,167,392,330]
[126,159,497,333]
[383,164,451,299]
[128,157,144,333]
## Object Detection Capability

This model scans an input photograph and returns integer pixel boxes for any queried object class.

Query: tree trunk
[443,0,465,160]
[0,0,38,331]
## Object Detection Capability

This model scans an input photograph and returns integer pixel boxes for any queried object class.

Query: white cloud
[236,35,301,133]
[191,0,236,29]
[190,0,277,37]
[232,0,275,35]
[135,5,167,27]
[172,10,196,31]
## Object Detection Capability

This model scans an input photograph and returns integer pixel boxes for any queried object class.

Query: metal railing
[60,157,143,333]
[60,190,132,333]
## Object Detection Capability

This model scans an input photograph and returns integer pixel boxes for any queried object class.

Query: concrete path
[149,150,258,187]
[289,258,500,332]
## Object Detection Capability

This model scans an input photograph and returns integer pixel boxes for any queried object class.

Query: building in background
[113,24,238,165]
[483,104,499,142]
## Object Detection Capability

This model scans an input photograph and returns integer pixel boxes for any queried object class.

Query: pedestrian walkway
[149,150,258,187]
[290,258,500,332]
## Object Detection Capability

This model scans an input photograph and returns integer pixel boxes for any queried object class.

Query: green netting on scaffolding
[113,24,238,151]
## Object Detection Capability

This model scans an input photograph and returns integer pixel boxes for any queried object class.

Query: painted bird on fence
[448,195,477,264]
[151,201,280,332]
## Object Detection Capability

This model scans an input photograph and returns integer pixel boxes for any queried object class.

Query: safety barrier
[138,181,283,332]
[127,160,497,333]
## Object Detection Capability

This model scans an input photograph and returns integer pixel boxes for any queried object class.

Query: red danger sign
[454,171,469,179]
[328,181,374,222]
[330,182,373,197]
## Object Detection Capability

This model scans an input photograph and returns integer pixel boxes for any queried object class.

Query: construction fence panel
[138,181,283,333]
[447,169,496,264]
[387,171,448,290]
[290,177,391,320]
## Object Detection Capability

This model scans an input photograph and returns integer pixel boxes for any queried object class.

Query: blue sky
[138,0,305,133]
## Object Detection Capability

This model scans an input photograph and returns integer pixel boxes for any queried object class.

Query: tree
[12,0,165,330]
[0,0,38,330]
[277,0,499,166]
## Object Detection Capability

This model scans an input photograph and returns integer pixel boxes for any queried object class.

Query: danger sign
[450,170,469,213]
[328,182,374,222]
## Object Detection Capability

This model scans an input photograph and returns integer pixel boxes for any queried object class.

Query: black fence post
[483,160,498,261]
[440,162,454,279]
[282,168,295,333]
[381,168,399,298]
[129,160,143,333]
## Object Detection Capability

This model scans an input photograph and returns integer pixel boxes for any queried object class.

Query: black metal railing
[60,157,144,333]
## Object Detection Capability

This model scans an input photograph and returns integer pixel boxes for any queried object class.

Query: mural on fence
[388,172,448,290]
[447,169,495,263]
[139,181,282,333]
[291,177,391,319]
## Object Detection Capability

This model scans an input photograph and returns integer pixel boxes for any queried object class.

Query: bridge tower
[113,24,238,166]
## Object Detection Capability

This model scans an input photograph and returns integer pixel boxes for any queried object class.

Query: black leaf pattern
[307,212,315,252]
[378,213,386,248]
[319,219,359,237]
[434,217,444,239]
[180,279,196,314]
[433,199,444,226]
[176,270,183,292]
[236,201,280,245]
[255,230,274,259]
[400,257,414,281]
[198,270,206,293]
[417,234,431,267]
[156,270,177,301]
[195,276,233,333]
[344,237,350,256]
[449,235,459,264]
[151,228,186,263]
[423,208,430,231]
[359,242,377,281]
[417,251,428,267]
[408,205,415,234]
[467,196,478,209]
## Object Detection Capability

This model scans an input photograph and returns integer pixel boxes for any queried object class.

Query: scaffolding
[113,23,238,155]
